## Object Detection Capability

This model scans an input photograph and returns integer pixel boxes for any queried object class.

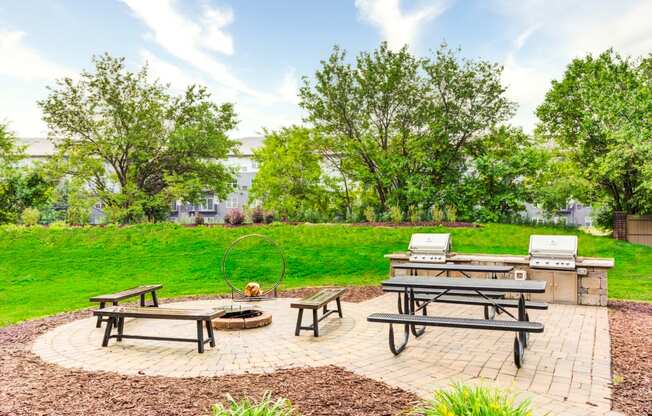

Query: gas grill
[528,235,578,270]
[408,233,451,263]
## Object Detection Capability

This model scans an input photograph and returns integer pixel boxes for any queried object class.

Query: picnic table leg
[139,294,145,307]
[117,317,124,342]
[205,320,216,348]
[294,309,304,336]
[518,295,529,348]
[409,288,426,337]
[96,302,106,328]
[102,317,115,347]
[151,291,159,307]
[336,297,343,318]
[196,320,205,353]
[312,309,319,337]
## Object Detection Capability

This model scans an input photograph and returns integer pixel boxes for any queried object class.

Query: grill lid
[529,235,578,258]
[408,233,451,263]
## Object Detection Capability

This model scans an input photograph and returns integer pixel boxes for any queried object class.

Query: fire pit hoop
[221,234,286,301]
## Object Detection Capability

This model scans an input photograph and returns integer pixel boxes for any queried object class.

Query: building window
[226,194,239,209]
[251,160,259,169]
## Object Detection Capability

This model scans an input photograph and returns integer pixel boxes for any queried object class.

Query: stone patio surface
[33,295,621,416]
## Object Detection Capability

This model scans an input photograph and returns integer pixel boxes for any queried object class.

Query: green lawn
[1,222,651,327]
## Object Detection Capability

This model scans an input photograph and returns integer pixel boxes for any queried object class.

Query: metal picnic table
[369,276,547,367]
[392,262,514,278]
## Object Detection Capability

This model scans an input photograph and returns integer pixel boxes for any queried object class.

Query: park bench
[291,288,346,337]
[93,306,224,353]
[90,284,162,328]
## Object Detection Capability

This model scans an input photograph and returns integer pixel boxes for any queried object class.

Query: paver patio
[33,294,621,416]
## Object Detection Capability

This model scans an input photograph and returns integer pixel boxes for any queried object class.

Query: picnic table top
[381,276,546,293]
[89,284,162,302]
[392,262,514,273]
[93,306,224,320]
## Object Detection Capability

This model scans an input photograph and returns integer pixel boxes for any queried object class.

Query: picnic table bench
[90,284,162,328]
[369,276,547,368]
[291,288,346,337]
[93,306,224,353]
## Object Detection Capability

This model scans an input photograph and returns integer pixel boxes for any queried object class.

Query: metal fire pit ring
[221,233,286,299]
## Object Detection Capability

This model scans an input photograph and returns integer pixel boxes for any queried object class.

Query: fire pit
[212,304,272,330]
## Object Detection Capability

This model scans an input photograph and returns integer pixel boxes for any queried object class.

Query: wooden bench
[93,306,224,353]
[90,285,162,328]
[367,312,544,367]
[290,288,346,337]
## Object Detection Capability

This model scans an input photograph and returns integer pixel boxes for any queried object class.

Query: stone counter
[385,252,615,306]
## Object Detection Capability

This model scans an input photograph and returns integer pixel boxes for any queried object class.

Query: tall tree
[536,50,652,225]
[299,43,514,214]
[39,54,238,223]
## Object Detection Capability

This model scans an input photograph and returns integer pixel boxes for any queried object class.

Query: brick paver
[32,295,621,416]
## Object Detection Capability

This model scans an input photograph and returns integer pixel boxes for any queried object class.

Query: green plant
[445,205,457,223]
[21,207,41,226]
[195,213,205,225]
[264,211,275,224]
[390,206,403,224]
[224,209,245,225]
[431,206,444,222]
[251,206,265,224]
[411,383,533,416]
[212,392,298,416]
[408,206,420,223]
[48,220,68,229]
[364,206,376,223]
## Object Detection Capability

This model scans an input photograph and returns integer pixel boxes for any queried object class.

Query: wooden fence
[620,214,652,247]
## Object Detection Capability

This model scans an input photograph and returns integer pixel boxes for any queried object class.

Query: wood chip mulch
[609,301,652,416]
[0,286,419,416]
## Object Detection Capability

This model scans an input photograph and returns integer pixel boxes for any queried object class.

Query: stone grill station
[386,234,614,306]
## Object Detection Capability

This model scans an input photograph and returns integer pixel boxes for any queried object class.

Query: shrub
[224,208,245,225]
[390,206,403,224]
[431,205,444,222]
[48,220,68,229]
[212,392,298,416]
[445,205,457,223]
[363,206,376,223]
[411,383,533,416]
[195,213,205,225]
[251,206,265,224]
[264,210,275,224]
[408,206,420,223]
[21,207,41,226]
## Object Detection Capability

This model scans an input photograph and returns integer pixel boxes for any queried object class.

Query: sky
[1,0,651,139]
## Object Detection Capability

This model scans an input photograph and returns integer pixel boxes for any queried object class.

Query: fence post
[613,211,627,240]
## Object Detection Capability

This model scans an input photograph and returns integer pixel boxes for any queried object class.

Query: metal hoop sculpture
[221,234,286,300]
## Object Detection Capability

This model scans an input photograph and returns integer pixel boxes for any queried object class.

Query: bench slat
[413,295,548,310]
[291,288,346,309]
[90,284,162,302]
[93,306,223,320]
[367,313,544,333]
[383,286,505,298]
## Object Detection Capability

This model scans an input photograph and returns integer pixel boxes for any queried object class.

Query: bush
[408,206,420,223]
[390,206,403,224]
[431,205,444,222]
[251,206,265,224]
[21,207,41,226]
[411,383,533,416]
[363,206,376,223]
[48,220,68,229]
[212,392,298,416]
[264,210,275,224]
[445,205,457,223]
[195,213,205,225]
[224,208,245,225]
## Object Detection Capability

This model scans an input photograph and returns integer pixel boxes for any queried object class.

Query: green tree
[536,49,652,226]
[39,53,238,223]
[0,124,52,223]
[249,126,333,220]
[299,43,514,215]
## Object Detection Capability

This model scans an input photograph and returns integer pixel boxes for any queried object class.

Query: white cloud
[355,0,448,51]
[0,30,72,80]
[200,4,234,55]
[276,67,299,105]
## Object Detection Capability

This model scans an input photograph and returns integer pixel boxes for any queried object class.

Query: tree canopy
[39,53,238,223]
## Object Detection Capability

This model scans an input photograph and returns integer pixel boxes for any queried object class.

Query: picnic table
[392,262,514,278]
[368,276,547,368]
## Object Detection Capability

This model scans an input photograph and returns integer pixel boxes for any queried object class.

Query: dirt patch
[609,301,652,416]
[0,286,416,416]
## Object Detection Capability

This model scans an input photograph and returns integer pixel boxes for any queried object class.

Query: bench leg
[389,323,410,355]
[117,317,124,342]
[196,320,205,353]
[205,319,216,348]
[102,317,115,347]
[336,297,343,318]
[140,294,145,307]
[294,309,304,336]
[96,302,106,328]
[312,309,319,337]
[151,291,159,307]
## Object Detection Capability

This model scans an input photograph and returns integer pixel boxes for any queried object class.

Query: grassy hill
[0,222,650,327]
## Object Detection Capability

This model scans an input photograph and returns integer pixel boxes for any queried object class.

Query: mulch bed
[0,286,418,416]
[608,301,652,416]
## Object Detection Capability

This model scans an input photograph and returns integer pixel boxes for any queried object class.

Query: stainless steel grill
[408,233,451,263]
[528,235,578,270]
